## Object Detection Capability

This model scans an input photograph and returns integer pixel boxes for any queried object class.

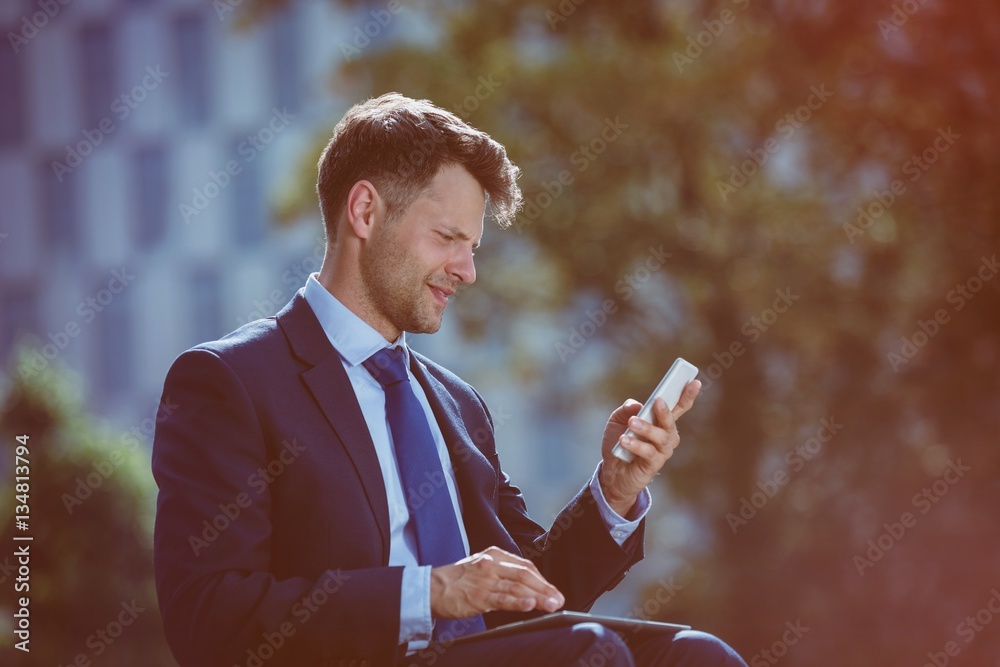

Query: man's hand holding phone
[598,359,702,518]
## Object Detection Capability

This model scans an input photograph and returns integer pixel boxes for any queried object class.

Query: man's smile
[428,284,455,307]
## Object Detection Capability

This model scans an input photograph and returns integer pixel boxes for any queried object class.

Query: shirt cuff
[399,565,433,646]
[589,462,651,546]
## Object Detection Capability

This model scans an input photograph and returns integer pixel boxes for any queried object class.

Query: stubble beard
[360,229,445,336]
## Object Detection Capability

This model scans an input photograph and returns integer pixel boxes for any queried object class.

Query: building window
[133,145,169,248]
[40,156,78,258]
[189,268,223,343]
[270,4,301,112]
[231,135,265,247]
[0,286,37,363]
[95,278,133,396]
[173,13,210,126]
[0,40,25,148]
[79,23,116,130]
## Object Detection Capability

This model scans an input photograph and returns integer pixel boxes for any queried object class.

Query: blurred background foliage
[0,349,169,665]
[1,0,998,665]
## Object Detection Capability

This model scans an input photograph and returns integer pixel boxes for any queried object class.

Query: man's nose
[449,246,476,285]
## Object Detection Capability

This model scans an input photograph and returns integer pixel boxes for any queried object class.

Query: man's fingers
[649,398,678,433]
[491,577,553,609]
[484,591,536,613]
[431,552,564,619]
[672,380,701,418]
[609,399,643,426]
[627,411,672,438]
[496,562,563,607]
[470,566,561,613]
[441,548,565,615]
[638,380,700,435]
[619,434,667,463]
[482,549,550,589]
[483,547,552,590]
[472,548,564,611]
[628,406,676,457]
[482,546,539,572]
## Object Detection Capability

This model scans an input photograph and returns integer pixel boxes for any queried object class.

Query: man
[152,93,747,667]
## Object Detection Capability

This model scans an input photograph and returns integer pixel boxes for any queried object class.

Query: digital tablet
[447,611,691,646]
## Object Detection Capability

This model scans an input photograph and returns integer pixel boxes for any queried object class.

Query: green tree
[0,349,174,666]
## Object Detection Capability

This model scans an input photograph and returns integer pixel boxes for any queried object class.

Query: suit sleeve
[499,472,645,613]
[152,348,403,667]
[469,391,645,621]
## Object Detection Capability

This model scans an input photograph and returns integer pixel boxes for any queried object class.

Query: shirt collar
[302,273,408,368]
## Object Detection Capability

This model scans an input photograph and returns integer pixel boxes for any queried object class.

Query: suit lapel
[277,293,391,562]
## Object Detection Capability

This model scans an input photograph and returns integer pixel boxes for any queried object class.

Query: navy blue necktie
[363,346,486,642]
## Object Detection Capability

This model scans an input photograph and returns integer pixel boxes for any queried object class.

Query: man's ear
[343,180,382,240]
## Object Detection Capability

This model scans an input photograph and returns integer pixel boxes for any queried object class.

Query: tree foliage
[0,350,172,666]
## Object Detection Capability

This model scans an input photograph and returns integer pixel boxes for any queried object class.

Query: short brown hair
[316,93,522,242]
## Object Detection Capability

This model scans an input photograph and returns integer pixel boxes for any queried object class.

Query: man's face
[359,163,485,337]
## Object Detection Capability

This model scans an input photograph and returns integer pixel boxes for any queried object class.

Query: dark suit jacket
[152,292,644,667]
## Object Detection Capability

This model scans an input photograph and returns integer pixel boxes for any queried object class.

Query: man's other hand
[430,546,565,619]
[598,380,701,517]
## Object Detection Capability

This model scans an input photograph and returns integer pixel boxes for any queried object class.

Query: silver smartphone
[612,358,699,463]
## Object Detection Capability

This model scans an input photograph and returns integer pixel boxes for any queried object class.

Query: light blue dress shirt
[302,274,650,652]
